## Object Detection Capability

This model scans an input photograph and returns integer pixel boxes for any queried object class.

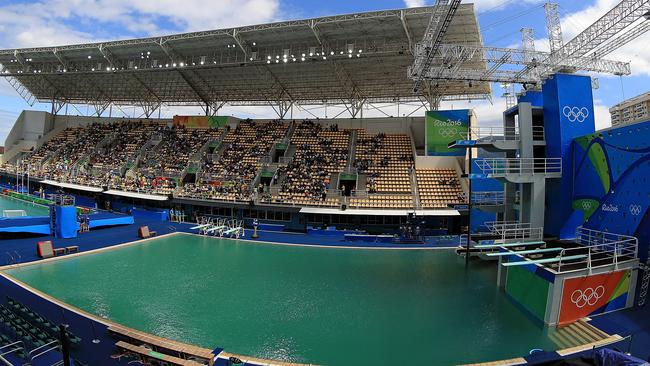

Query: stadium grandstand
[0,1,649,366]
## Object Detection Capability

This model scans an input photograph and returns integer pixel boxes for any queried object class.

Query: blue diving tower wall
[541,74,597,238]
[570,120,650,262]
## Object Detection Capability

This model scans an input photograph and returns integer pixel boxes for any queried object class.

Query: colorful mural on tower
[568,120,650,262]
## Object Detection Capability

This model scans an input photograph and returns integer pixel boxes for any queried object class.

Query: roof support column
[202,101,226,116]
[348,97,365,119]
[50,98,67,116]
[139,101,161,119]
[271,99,292,119]
[421,81,442,110]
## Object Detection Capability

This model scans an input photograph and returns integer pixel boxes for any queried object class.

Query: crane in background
[409,0,650,103]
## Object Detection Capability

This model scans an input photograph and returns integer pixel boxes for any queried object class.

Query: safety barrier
[465,126,545,141]
[556,227,639,273]
[474,158,562,176]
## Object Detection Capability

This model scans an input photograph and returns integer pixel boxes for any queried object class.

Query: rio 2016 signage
[426,110,470,156]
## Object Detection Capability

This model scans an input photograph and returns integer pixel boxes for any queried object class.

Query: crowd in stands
[177,119,288,201]
[1,118,467,209]
[139,125,220,177]
[272,121,349,206]
[349,131,416,208]
[416,169,466,208]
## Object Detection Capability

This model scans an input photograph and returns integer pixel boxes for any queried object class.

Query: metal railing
[465,126,545,141]
[278,156,293,164]
[0,341,24,362]
[474,158,562,176]
[554,227,639,273]
[500,226,543,242]
[472,191,505,206]
[484,220,531,234]
[29,340,60,364]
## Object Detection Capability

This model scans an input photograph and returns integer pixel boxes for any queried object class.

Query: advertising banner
[559,270,630,325]
[173,116,228,129]
[425,110,470,156]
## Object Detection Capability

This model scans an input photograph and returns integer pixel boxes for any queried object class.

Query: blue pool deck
[1,218,462,266]
[1,218,649,365]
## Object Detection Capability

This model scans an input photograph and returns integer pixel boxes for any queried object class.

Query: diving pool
[0,195,50,217]
[6,233,560,365]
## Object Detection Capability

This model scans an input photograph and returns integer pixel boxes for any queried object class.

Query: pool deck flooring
[1,218,460,268]
[2,218,648,365]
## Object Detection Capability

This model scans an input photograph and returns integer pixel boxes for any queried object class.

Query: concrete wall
[2,111,54,163]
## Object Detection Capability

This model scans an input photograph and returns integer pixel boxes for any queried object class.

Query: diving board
[223,228,240,235]
[190,224,211,230]
[486,247,563,257]
[502,254,587,267]
[205,225,226,233]
[475,241,545,249]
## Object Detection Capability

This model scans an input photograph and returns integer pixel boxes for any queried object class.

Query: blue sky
[1,0,648,142]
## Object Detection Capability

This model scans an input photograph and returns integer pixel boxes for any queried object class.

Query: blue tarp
[88,212,135,228]
[595,348,649,366]
[0,216,51,234]
[132,208,168,221]
[55,206,77,239]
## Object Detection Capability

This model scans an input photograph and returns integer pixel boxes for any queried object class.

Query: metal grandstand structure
[0,1,646,118]
[0,5,490,117]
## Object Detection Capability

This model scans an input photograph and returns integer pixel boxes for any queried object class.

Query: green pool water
[6,233,559,365]
[0,195,50,217]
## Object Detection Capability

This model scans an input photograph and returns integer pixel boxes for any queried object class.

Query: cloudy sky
[0,0,648,142]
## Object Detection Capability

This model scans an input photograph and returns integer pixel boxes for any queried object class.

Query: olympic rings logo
[629,204,642,216]
[438,127,460,138]
[581,201,592,210]
[570,286,605,308]
[562,106,589,123]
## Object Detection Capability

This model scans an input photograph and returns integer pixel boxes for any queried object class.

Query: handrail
[464,126,545,141]
[474,158,562,176]
[472,191,505,206]
[0,341,23,352]
[484,220,532,234]
[555,227,638,273]
[30,345,61,364]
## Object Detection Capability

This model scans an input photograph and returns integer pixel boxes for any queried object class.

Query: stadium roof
[0,5,490,114]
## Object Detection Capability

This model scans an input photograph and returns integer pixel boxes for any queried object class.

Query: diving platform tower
[451,73,597,237]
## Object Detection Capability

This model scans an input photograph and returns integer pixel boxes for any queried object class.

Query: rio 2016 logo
[562,106,589,123]
[433,119,463,127]
[601,204,618,212]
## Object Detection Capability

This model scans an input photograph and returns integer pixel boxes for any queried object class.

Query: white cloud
[0,0,280,49]
[557,0,650,76]
[475,0,544,13]
[593,100,611,131]
[0,107,19,144]
[405,0,544,12]
[404,0,426,8]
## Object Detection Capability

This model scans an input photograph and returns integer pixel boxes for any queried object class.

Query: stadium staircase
[129,133,164,174]
[347,130,357,169]
[409,170,421,209]
[547,319,620,351]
